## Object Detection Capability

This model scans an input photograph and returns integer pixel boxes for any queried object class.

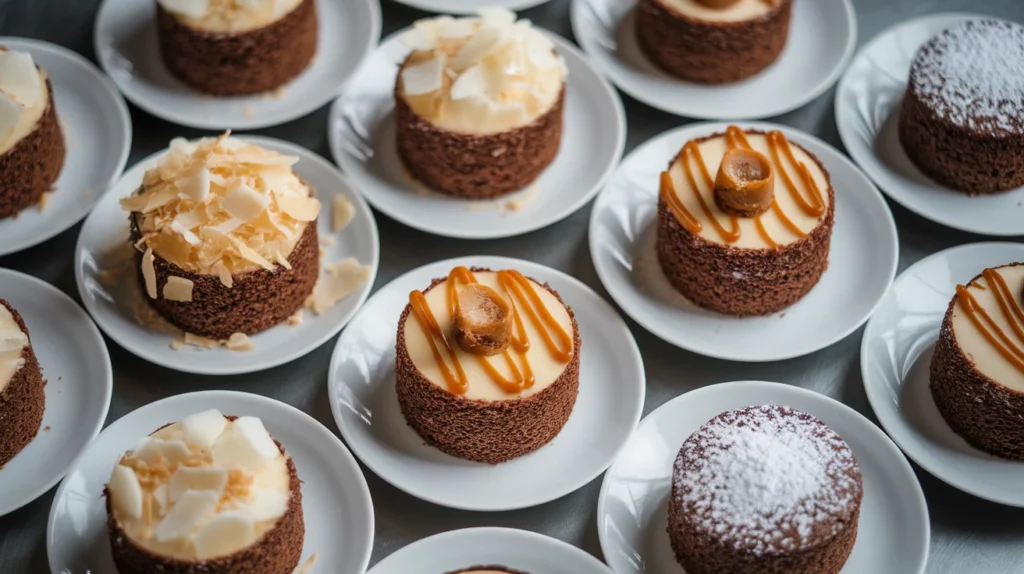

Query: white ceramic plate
[0,268,111,517]
[46,390,374,574]
[0,37,130,257]
[368,527,613,574]
[598,380,930,574]
[392,0,554,14]
[861,242,1024,507]
[94,0,380,130]
[571,0,856,120]
[836,13,1024,236]
[589,121,898,362]
[329,255,645,511]
[328,29,625,239]
[75,135,380,375]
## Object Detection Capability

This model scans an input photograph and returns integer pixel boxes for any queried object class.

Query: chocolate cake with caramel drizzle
[930,263,1024,460]
[656,125,835,316]
[395,266,580,464]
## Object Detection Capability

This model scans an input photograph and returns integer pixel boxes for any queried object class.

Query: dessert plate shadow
[46,390,374,574]
[589,121,899,362]
[836,13,1024,236]
[94,0,380,130]
[861,242,1024,507]
[598,380,929,574]
[392,0,554,14]
[328,29,625,240]
[75,136,379,375]
[368,527,614,574]
[328,255,645,511]
[0,37,130,257]
[570,0,856,120]
[0,269,112,517]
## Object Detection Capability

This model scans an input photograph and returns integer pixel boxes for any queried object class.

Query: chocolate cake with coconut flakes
[105,409,304,573]
[156,0,318,96]
[395,266,580,464]
[668,405,862,574]
[394,8,567,200]
[899,19,1024,195]
[930,263,1024,460]
[0,300,45,467]
[656,125,834,316]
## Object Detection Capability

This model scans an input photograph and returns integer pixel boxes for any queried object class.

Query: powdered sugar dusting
[672,405,861,557]
[910,20,1024,134]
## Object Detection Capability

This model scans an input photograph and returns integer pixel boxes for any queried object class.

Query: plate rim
[328,254,646,511]
[860,240,1024,507]
[0,267,113,517]
[327,27,627,240]
[588,120,900,362]
[73,134,381,375]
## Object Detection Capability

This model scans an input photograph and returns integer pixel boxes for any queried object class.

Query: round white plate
[368,527,613,574]
[861,242,1024,507]
[0,269,111,517]
[75,135,380,375]
[329,255,645,511]
[598,380,930,574]
[836,13,1024,236]
[0,37,130,257]
[328,29,625,239]
[589,121,898,362]
[392,0,554,14]
[94,0,380,130]
[46,390,374,574]
[571,0,856,120]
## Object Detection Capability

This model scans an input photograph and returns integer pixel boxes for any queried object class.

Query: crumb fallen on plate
[43,425,51,431]
[38,192,52,212]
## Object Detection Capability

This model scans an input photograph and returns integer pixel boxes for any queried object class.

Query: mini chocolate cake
[668,405,863,574]
[106,411,304,574]
[0,300,45,467]
[394,9,567,199]
[395,267,581,464]
[156,0,318,96]
[636,0,793,84]
[899,20,1024,195]
[930,263,1024,460]
[656,126,835,316]
[0,48,65,220]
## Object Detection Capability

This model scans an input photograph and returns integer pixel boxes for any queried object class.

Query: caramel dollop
[714,148,775,217]
[694,0,742,8]
[453,283,512,356]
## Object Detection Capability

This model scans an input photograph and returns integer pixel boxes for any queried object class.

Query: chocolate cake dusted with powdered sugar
[899,19,1024,195]
[667,405,863,574]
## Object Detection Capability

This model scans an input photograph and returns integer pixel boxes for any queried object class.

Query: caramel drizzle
[660,126,826,246]
[409,267,574,395]
[955,269,1024,374]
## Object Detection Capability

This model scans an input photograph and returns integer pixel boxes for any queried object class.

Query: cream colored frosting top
[120,134,320,285]
[0,49,48,155]
[397,8,567,135]
[404,270,574,402]
[0,304,28,395]
[107,410,292,560]
[158,0,304,33]
[950,264,1024,392]
[665,130,830,249]
[658,0,775,23]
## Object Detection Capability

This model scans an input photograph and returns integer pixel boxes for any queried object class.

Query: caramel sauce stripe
[956,269,1024,373]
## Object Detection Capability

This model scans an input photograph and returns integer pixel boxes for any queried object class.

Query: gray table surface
[1,0,1023,572]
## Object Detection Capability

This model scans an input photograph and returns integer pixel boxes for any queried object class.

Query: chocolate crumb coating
[635,0,793,84]
[0,78,65,220]
[0,300,45,467]
[395,269,581,465]
[156,0,318,96]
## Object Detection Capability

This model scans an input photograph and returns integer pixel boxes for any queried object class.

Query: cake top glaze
[157,0,304,33]
[951,263,1024,391]
[0,48,48,155]
[672,405,862,557]
[0,301,29,395]
[107,409,293,560]
[657,0,778,23]
[396,8,567,135]
[909,19,1024,135]
[121,134,320,285]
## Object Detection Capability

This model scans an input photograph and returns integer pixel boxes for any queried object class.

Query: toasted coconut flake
[142,248,157,299]
[304,258,372,315]
[163,276,194,302]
